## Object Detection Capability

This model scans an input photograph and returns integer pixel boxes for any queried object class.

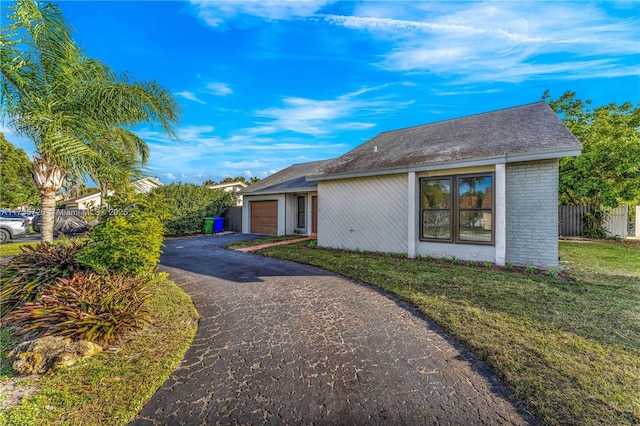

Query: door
[250,200,278,234]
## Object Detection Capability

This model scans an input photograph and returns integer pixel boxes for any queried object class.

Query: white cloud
[206,82,233,96]
[336,122,376,130]
[321,3,640,83]
[177,125,216,140]
[251,85,409,136]
[191,0,335,27]
[175,91,206,104]
[164,173,176,180]
[243,170,253,178]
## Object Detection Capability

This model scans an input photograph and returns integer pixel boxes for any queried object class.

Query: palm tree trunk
[32,157,65,243]
[39,187,57,243]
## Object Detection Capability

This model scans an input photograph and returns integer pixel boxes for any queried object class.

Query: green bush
[583,206,609,239]
[153,183,236,236]
[79,192,168,276]
[0,241,90,318]
[4,273,151,344]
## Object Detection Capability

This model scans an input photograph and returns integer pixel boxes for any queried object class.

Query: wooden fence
[558,205,629,238]
[223,206,243,233]
[604,205,629,238]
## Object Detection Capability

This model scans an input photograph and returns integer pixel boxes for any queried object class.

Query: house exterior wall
[318,174,408,253]
[413,165,498,263]
[62,193,103,210]
[242,192,317,236]
[284,192,317,235]
[505,159,559,269]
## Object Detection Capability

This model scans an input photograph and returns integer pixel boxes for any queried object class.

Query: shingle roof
[311,102,581,179]
[240,160,333,195]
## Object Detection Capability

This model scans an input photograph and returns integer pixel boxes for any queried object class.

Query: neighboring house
[306,102,582,270]
[240,160,331,235]
[61,190,107,210]
[131,176,163,193]
[207,181,248,206]
[60,177,163,209]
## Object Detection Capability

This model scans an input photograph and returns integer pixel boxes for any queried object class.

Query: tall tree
[1,0,179,242]
[543,90,640,208]
[0,133,38,208]
[220,176,249,185]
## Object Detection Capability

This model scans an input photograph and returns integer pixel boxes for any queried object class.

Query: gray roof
[240,160,332,195]
[311,102,581,179]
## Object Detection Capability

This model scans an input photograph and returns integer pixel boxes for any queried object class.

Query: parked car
[0,210,31,220]
[0,215,30,243]
[32,209,91,235]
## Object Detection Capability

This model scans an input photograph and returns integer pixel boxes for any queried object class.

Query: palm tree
[1,0,179,242]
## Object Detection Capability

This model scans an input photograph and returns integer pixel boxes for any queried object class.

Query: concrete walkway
[130,234,535,425]
[235,236,316,253]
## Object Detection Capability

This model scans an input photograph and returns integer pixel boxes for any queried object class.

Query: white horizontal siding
[318,174,408,253]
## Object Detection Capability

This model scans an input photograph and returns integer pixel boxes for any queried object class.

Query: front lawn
[0,241,37,257]
[255,239,640,425]
[0,276,198,425]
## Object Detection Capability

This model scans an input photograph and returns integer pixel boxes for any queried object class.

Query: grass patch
[223,234,308,250]
[0,236,89,257]
[0,328,18,379]
[0,242,36,257]
[559,239,640,277]
[255,240,640,425]
[0,276,198,425]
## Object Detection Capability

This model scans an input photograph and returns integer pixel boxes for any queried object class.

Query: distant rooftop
[240,160,333,195]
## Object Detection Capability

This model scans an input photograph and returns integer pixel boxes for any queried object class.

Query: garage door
[251,200,278,235]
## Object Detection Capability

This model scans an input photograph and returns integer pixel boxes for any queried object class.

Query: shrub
[4,273,151,344]
[79,192,168,276]
[525,265,535,274]
[583,206,609,239]
[0,241,90,318]
[153,183,237,236]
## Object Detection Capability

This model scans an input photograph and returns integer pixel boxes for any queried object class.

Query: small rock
[7,336,102,375]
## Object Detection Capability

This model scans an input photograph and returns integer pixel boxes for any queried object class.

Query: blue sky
[2,0,639,185]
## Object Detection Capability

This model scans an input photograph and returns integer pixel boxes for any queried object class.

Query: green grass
[0,236,89,257]
[0,276,199,425]
[559,239,640,277]
[0,241,36,257]
[254,239,640,425]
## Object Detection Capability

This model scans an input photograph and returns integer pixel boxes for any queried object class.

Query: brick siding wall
[505,159,559,269]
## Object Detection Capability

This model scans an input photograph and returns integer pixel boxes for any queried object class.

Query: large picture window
[420,174,494,244]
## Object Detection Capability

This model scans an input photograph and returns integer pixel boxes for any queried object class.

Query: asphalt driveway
[130,234,535,425]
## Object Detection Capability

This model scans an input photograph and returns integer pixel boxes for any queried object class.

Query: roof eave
[242,186,318,196]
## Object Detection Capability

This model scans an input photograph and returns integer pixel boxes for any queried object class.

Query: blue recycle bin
[213,216,224,233]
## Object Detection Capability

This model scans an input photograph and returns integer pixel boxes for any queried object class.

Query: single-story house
[131,176,163,193]
[61,190,107,210]
[207,181,248,206]
[241,102,582,269]
[240,160,330,235]
[61,177,163,209]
